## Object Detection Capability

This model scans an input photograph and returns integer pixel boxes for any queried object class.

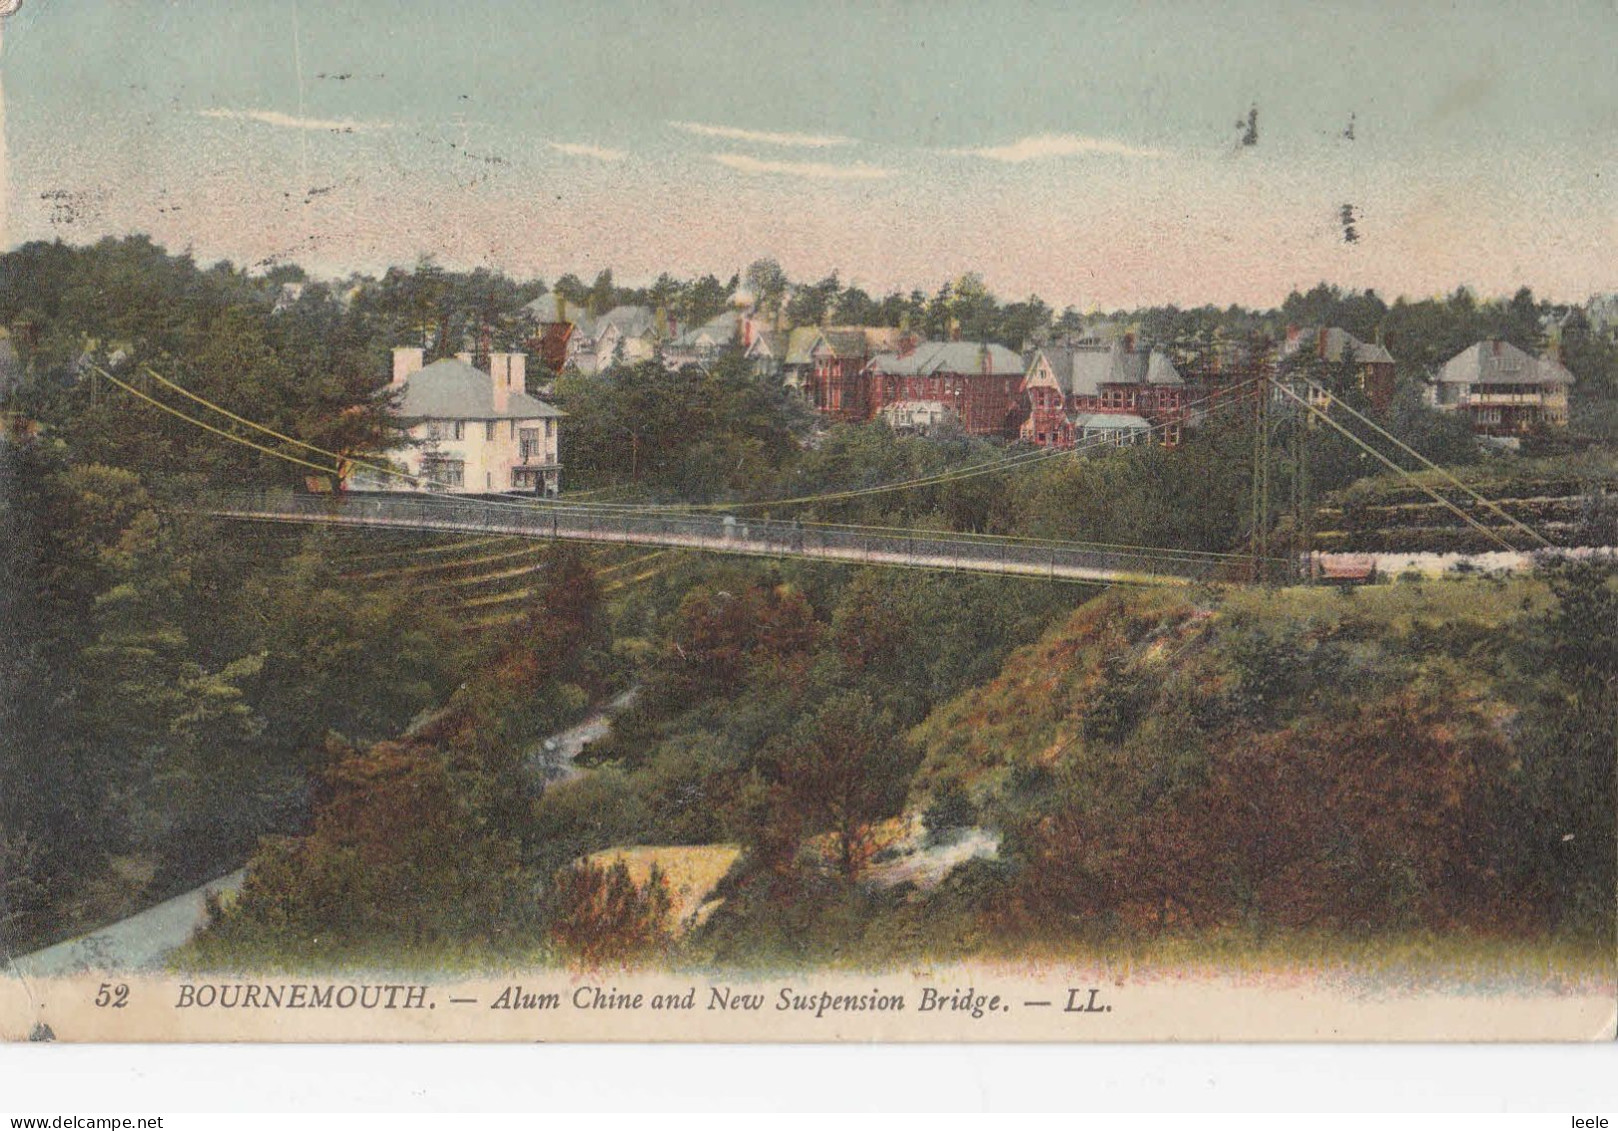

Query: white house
[357,347,564,496]
[1427,339,1574,435]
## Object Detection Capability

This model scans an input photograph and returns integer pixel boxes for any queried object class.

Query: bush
[545,858,673,965]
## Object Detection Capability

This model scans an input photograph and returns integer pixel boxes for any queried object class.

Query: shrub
[546,858,673,965]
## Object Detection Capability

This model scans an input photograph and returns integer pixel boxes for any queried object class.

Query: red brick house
[1020,338,1186,448]
[523,293,585,375]
[1278,326,1396,414]
[866,341,1028,437]
[795,327,917,420]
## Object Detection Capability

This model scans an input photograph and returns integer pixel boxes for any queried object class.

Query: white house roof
[1434,340,1575,387]
[524,294,592,332]
[671,310,741,347]
[397,358,564,420]
[595,304,658,338]
[881,399,954,414]
[1070,411,1152,430]
[747,329,786,358]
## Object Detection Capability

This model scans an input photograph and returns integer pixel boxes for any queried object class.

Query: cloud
[947,133,1166,162]
[710,153,892,180]
[546,140,628,161]
[199,108,389,133]
[671,120,856,148]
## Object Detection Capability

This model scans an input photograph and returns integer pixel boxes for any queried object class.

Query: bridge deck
[193,491,1267,586]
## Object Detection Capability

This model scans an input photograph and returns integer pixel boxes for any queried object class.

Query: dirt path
[8,870,245,978]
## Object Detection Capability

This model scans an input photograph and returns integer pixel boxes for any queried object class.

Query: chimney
[488,352,525,414]
[1285,324,1302,346]
[391,346,425,387]
[1123,331,1136,353]
[1317,327,1330,359]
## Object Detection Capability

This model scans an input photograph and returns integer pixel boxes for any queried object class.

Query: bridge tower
[1249,338,1273,583]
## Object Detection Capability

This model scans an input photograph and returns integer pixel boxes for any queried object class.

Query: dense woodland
[1,237,1614,966]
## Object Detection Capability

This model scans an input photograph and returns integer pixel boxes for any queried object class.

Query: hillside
[900,572,1614,943]
[1309,453,1618,553]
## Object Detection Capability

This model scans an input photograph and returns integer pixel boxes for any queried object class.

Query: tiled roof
[1030,343,1180,395]
[784,327,824,365]
[1282,326,1395,367]
[524,294,594,335]
[747,329,786,358]
[819,330,869,358]
[1435,340,1575,387]
[867,341,1024,377]
[596,304,658,337]
[671,311,741,348]
[397,358,564,420]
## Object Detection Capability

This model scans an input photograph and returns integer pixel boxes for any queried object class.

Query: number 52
[94,983,129,1008]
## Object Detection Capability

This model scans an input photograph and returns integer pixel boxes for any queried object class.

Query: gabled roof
[524,293,590,329]
[595,304,657,338]
[867,341,1024,377]
[746,329,786,358]
[671,310,741,348]
[1145,352,1184,386]
[1282,326,1395,367]
[817,330,869,358]
[397,358,564,420]
[784,327,824,365]
[1028,343,1179,395]
[1435,340,1575,387]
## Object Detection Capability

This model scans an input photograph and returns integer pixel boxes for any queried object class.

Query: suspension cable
[1302,379,1553,549]
[1269,379,1522,554]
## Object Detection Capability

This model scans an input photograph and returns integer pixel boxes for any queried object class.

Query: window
[453,420,465,441]
[421,456,465,489]
[485,421,496,442]
[520,428,541,462]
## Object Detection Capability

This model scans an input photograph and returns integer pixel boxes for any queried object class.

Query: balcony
[1459,391,1548,406]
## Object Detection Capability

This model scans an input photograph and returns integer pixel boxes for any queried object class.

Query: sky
[1,0,1615,309]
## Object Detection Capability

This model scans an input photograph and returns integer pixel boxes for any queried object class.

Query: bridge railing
[192,489,1260,583]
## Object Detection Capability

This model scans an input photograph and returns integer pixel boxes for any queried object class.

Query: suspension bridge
[90,359,1556,588]
[193,489,1268,586]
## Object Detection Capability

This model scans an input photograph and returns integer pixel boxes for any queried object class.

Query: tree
[744,258,789,320]
[766,691,914,881]
[785,273,841,327]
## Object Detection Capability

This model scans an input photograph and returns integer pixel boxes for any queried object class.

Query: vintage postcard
[0,0,1614,1044]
